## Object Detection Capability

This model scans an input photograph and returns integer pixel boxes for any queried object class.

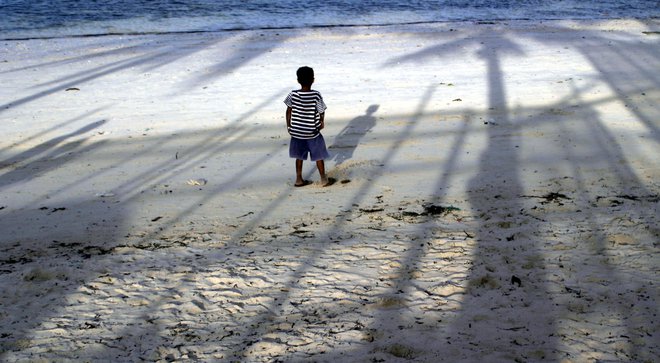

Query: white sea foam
[0,0,657,40]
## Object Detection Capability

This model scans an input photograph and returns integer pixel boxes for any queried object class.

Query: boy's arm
[319,112,325,130]
[286,107,292,129]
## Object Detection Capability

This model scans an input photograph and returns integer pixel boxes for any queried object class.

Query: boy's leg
[316,160,335,186]
[316,160,326,182]
[295,159,305,185]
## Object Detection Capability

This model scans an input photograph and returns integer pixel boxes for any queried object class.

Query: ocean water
[0,0,658,40]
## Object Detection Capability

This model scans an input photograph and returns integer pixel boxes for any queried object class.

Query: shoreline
[2,16,658,41]
[1,19,658,362]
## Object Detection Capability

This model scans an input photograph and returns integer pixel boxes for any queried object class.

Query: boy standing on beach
[284,66,334,187]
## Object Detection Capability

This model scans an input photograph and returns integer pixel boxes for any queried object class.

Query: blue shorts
[289,134,329,161]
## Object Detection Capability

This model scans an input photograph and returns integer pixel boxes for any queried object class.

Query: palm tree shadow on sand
[367,30,562,361]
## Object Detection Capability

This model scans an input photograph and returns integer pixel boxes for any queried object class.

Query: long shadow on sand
[0,120,106,188]
[447,35,559,360]
[372,31,562,361]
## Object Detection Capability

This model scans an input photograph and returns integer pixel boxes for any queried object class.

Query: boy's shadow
[329,104,379,166]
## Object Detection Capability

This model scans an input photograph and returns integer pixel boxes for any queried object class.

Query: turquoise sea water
[0,0,658,39]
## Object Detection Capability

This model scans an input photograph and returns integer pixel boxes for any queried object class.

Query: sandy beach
[1,19,658,362]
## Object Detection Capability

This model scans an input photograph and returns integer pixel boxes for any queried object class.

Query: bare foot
[322,178,336,187]
[295,180,313,187]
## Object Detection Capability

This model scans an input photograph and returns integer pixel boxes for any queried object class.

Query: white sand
[0,19,658,362]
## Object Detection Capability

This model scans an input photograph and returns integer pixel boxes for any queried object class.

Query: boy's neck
[300,85,312,91]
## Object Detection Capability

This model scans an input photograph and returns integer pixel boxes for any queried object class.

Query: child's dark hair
[297,66,314,87]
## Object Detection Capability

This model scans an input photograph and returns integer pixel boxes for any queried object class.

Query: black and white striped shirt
[284,90,327,139]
